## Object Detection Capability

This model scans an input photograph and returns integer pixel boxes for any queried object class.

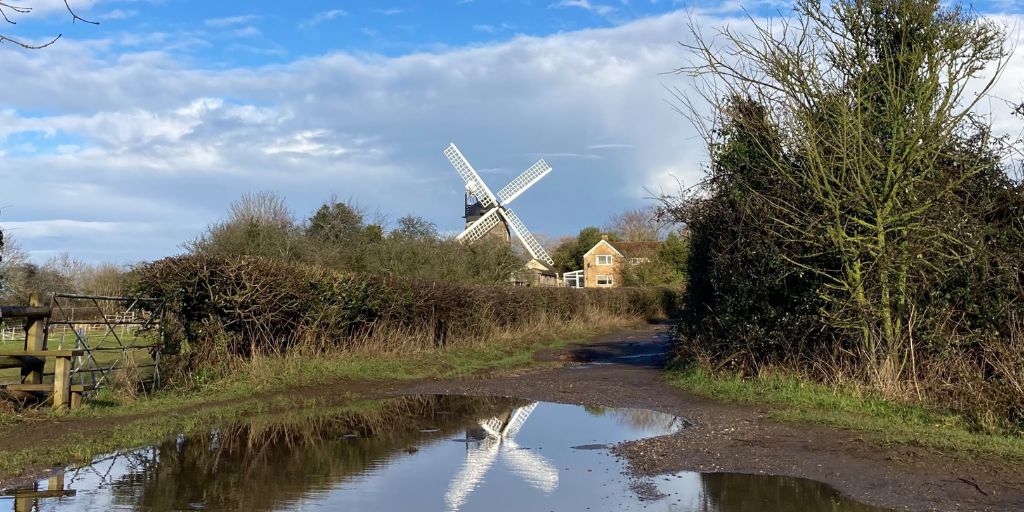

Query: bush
[666,0,1024,433]
[133,255,680,360]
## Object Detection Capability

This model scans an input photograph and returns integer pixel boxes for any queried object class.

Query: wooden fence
[0,293,163,410]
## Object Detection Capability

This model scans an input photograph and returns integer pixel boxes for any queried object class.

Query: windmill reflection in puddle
[445,402,558,511]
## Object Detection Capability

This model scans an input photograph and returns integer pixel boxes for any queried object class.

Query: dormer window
[596,255,613,265]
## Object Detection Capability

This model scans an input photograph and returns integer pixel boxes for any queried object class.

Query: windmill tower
[464,191,510,244]
[444,143,555,267]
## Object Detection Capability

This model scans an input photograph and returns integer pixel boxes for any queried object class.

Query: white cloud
[204,15,258,28]
[473,23,515,33]
[550,0,617,16]
[14,0,102,17]
[2,9,1022,263]
[231,26,261,38]
[300,9,347,29]
[0,220,151,239]
[95,9,136,21]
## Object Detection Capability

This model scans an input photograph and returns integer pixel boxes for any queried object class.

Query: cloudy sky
[1,0,1022,263]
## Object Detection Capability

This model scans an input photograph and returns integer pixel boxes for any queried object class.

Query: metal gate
[46,293,164,394]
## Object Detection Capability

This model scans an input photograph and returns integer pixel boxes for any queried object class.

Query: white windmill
[444,402,558,512]
[444,143,555,267]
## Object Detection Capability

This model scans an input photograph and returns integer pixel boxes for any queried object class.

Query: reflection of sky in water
[287,402,686,511]
[6,398,883,512]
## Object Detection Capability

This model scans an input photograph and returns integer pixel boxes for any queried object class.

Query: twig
[0,0,96,50]
[957,477,990,496]
[0,33,60,49]
[63,0,97,25]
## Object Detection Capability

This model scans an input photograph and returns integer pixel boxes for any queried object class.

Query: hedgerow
[133,255,679,358]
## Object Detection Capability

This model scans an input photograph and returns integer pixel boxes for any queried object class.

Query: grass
[0,393,345,479]
[58,320,615,419]
[668,367,1024,460]
[0,318,637,480]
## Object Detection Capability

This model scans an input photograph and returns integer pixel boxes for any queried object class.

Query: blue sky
[1,0,1023,263]
[25,1,715,60]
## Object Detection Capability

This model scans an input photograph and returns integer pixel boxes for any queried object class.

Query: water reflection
[446,402,558,510]
[1,395,887,512]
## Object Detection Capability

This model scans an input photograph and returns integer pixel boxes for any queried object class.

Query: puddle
[2,395,886,511]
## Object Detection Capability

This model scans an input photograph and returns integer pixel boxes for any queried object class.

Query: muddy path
[396,323,1024,512]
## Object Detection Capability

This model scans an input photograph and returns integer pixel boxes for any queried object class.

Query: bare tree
[679,0,1009,384]
[606,207,668,241]
[0,0,96,49]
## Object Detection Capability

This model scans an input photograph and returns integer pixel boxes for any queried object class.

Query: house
[512,259,560,287]
[568,237,662,288]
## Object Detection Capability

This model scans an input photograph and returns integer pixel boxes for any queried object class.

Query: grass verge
[667,367,1024,460]
[66,319,627,419]
[0,319,638,482]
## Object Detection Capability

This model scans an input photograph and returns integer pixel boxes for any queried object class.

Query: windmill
[445,402,558,511]
[444,143,555,267]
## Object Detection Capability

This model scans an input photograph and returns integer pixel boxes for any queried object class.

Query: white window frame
[595,254,613,266]
[596,274,614,286]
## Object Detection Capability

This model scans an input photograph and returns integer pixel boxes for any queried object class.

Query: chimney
[601,235,608,241]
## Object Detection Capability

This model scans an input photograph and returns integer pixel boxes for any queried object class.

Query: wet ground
[0,323,1022,511]
[400,323,1024,511]
[2,395,885,512]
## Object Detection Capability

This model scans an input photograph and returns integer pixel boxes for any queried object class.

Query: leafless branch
[0,0,96,50]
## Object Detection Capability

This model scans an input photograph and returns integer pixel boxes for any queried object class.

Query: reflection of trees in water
[610,408,681,431]
[582,405,681,432]
[699,473,884,512]
[98,395,525,512]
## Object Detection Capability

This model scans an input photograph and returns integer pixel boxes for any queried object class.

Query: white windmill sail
[445,402,557,511]
[501,440,559,494]
[502,402,538,438]
[456,208,502,243]
[445,144,497,208]
[497,159,551,205]
[445,143,555,267]
[445,438,501,512]
[499,208,554,266]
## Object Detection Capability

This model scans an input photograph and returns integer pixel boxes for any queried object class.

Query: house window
[596,255,613,265]
[596,275,613,286]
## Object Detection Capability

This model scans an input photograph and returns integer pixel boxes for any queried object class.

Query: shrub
[665,0,1024,433]
[133,255,680,360]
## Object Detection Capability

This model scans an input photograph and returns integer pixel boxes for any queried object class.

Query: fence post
[53,356,71,410]
[22,293,47,384]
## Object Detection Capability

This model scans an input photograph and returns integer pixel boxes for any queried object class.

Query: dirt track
[1,323,1022,510]
[396,323,1024,512]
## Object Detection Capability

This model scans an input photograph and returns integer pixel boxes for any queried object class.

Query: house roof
[583,239,661,259]
[582,239,623,259]
[613,241,662,257]
[523,258,555,273]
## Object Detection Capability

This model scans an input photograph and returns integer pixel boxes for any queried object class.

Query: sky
[1,0,1023,263]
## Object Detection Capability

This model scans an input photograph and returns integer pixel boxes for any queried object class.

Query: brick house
[575,238,662,288]
[581,238,623,287]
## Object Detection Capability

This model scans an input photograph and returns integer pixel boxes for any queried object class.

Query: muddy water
[3,395,886,511]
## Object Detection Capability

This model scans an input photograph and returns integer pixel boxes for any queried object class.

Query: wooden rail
[3,472,76,511]
[0,306,53,319]
[0,350,85,410]
[0,294,85,410]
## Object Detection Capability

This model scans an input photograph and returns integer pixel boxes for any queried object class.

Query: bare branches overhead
[0,0,97,49]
